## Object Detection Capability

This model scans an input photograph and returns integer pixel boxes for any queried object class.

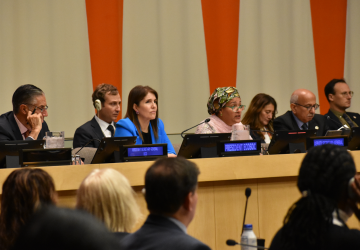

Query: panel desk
[1,151,360,250]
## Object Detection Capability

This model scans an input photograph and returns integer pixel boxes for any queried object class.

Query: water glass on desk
[44,131,65,148]
[231,124,250,141]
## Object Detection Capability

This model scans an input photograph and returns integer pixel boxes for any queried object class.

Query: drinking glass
[44,131,65,148]
[231,124,250,141]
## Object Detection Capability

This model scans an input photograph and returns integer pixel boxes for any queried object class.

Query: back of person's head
[145,157,200,215]
[76,168,140,232]
[92,83,119,107]
[280,144,356,249]
[12,206,120,250]
[0,168,56,250]
[12,84,44,113]
[324,78,347,102]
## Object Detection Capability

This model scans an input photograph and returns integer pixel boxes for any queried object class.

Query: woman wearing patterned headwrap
[196,87,247,134]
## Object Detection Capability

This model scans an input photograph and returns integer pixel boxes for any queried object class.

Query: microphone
[181,118,210,138]
[226,239,269,249]
[326,116,349,130]
[242,188,251,234]
[74,138,102,155]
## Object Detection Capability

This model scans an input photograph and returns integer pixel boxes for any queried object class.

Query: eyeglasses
[225,105,246,112]
[340,91,354,97]
[25,104,49,113]
[294,103,319,111]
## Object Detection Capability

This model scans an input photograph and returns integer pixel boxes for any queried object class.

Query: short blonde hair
[76,168,140,232]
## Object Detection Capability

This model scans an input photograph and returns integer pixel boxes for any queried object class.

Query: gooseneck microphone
[226,239,269,249]
[180,118,211,138]
[74,138,102,155]
[242,187,252,234]
[326,116,349,130]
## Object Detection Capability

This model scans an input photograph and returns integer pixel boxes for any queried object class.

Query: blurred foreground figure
[269,144,360,250]
[12,206,121,250]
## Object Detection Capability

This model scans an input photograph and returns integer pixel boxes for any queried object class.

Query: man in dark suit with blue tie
[121,157,211,250]
[273,89,327,136]
[73,84,121,149]
[0,84,49,141]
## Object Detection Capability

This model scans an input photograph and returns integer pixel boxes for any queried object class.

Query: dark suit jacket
[269,223,360,250]
[73,117,104,148]
[121,214,211,250]
[273,111,328,136]
[0,111,49,141]
[324,109,360,130]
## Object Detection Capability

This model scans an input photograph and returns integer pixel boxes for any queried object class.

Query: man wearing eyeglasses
[0,84,49,141]
[273,89,327,136]
[324,79,359,130]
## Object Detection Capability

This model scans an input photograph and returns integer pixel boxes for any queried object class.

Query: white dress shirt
[94,115,115,137]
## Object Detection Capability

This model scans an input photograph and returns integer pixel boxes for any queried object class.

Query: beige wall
[0,0,94,139]
[0,0,360,137]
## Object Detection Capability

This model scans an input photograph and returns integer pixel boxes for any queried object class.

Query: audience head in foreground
[76,168,140,236]
[196,86,245,134]
[121,157,211,250]
[12,206,120,250]
[242,93,277,143]
[269,144,360,250]
[0,168,56,250]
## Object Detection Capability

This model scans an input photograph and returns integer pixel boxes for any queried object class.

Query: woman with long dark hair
[269,144,360,250]
[115,85,176,156]
[0,168,56,250]
[242,93,277,143]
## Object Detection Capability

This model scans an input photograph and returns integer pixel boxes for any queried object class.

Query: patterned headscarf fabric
[207,87,240,115]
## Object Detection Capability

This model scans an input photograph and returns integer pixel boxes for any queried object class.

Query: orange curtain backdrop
[201,0,240,94]
[310,0,347,114]
[85,0,124,118]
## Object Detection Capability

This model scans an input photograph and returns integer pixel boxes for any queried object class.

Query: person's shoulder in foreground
[121,157,211,250]
[121,214,210,250]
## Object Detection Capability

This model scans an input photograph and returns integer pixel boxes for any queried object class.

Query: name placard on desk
[217,140,261,157]
[120,144,167,162]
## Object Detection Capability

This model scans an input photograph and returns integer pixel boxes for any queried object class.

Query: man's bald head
[290,89,318,123]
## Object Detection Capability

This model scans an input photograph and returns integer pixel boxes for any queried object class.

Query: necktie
[342,113,356,128]
[301,123,308,130]
[23,130,30,139]
[107,125,115,137]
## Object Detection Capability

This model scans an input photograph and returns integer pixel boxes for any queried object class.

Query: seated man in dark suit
[121,157,211,250]
[324,78,359,130]
[73,84,121,148]
[0,84,49,141]
[273,89,327,136]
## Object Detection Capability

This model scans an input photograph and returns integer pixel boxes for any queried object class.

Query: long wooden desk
[1,152,360,250]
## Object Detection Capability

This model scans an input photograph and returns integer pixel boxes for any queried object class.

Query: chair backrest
[72,147,97,164]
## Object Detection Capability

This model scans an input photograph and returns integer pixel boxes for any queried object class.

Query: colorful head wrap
[207,87,240,115]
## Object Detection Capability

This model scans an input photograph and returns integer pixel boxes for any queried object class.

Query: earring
[220,113,222,117]
[136,111,139,115]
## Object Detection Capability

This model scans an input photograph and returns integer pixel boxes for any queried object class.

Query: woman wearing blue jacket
[115,85,176,157]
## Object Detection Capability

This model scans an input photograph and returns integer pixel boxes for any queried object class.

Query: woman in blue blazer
[115,85,176,156]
